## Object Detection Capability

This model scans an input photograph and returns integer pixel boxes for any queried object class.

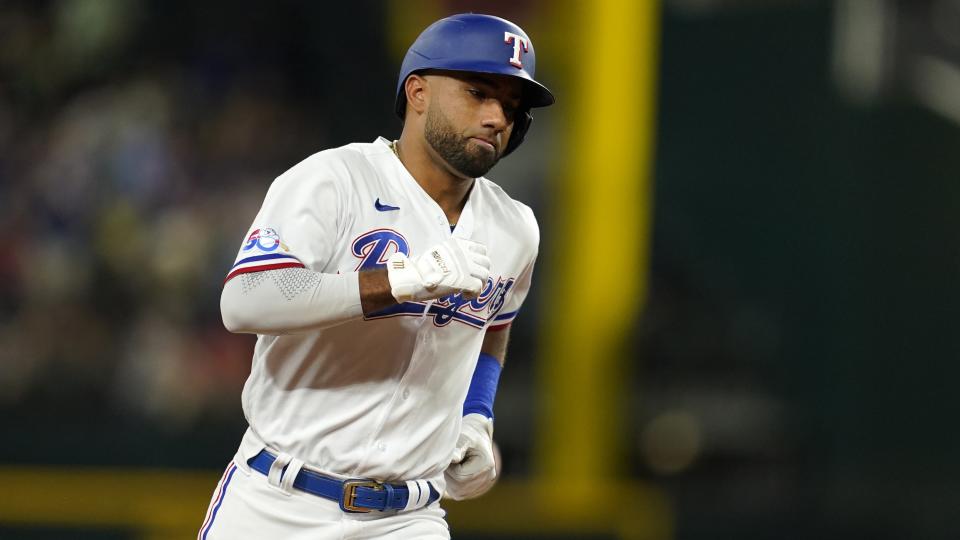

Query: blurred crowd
[0,1,389,433]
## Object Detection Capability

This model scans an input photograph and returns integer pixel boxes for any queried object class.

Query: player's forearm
[221,267,404,335]
[480,326,510,365]
[221,268,364,335]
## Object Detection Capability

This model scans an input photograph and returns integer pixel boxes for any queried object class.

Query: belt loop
[280,458,304,494]
[382,482,395,511]
[402,480,419,512]
[419,480,433,507]
[268,452,292,488]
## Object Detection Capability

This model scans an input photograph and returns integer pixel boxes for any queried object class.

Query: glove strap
[386,252,424,303]
[463,353,502,419]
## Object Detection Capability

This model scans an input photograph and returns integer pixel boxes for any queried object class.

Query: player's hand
[443,413,497,501]
[387,238,490,303]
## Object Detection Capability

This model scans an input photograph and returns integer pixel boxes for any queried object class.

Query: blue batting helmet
[395,13,555,157]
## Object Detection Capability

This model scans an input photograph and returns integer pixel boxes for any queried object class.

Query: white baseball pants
[197,460,450,540]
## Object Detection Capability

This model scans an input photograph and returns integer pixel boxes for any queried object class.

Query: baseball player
[198,13,554,539]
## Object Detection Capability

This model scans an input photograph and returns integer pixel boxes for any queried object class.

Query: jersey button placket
[359,325,430,466]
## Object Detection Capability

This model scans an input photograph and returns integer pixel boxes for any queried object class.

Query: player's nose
[480,99,510,133]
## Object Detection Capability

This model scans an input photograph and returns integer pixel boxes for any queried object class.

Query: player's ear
[405,74,430,116]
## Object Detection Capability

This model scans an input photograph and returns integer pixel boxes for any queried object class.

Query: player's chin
[451,148,497,178]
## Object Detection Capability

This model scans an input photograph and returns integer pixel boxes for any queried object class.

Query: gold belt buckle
[341,479,384,513]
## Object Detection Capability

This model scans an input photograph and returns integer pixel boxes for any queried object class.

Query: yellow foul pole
[536,0,660,514]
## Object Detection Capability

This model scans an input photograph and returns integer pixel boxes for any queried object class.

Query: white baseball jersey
[226,137,538,483]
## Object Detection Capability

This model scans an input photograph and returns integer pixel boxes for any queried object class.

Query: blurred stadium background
[2,0,960,538]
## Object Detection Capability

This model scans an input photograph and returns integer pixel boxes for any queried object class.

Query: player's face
[423,73,523,179]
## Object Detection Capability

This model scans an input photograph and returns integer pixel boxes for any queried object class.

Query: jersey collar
[375,136,480,240]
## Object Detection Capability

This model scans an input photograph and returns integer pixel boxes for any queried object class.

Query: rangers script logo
[351,229,515,328]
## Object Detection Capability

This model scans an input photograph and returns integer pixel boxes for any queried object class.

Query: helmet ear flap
[502,109,532,158]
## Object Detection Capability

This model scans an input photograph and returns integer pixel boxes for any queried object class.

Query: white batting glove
[443,413,497,501]
[387,238,490,303]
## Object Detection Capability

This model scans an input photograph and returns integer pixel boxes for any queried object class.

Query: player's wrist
[462,412,494,438]
[358,267,401,314]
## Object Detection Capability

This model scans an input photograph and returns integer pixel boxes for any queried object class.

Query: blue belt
[247,450,439,513]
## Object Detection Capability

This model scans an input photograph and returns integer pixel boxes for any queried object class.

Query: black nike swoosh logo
[375,198,400,212]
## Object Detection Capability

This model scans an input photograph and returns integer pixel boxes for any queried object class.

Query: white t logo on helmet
[504,31,529,68]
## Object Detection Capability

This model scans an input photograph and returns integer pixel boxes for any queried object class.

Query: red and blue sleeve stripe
[224,253,305,283]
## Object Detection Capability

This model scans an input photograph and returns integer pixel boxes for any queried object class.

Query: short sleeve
[488,257,535,330]
[488,204,539,330]
[225,156,342,282]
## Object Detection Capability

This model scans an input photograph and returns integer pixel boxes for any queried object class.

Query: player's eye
[496,98,519,122]
[467,88,484,99]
